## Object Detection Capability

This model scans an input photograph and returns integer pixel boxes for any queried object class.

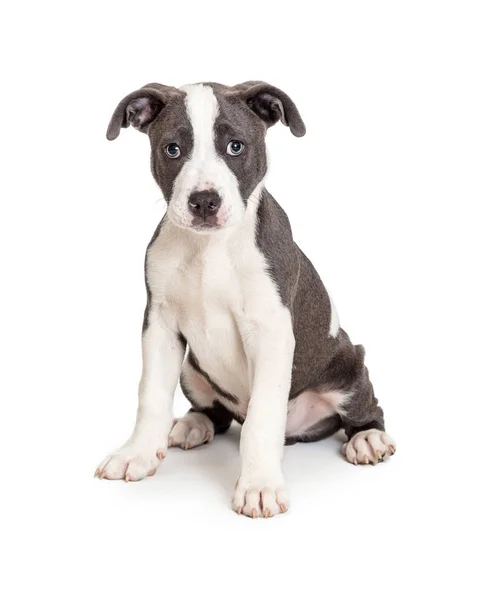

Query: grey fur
[107,84,192,202]
[285,415,342,445]
[106,83,183,140]
[255,189,385,437]
[142,215,166,332]
[227,81,306,136]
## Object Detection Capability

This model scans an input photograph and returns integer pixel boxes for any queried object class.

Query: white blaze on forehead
[181,84,219,161]
[168,84,245,230]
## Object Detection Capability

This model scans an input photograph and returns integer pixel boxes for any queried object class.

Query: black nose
[188,190,222,219]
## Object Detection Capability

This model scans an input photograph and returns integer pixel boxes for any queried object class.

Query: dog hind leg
[338,348,396,465]
[170,359,234,449]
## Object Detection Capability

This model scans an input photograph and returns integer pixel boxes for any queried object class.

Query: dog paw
[168,412,214,450]
[343,429,396,465]
[232,475,289,518]
[94,445,166,481]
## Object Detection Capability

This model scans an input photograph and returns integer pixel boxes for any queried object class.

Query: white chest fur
[146,201,287,407]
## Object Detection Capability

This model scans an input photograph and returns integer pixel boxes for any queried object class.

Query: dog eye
[164,143,181,159]
[226,140,245,156]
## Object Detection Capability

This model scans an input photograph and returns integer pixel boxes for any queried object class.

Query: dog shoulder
[143,215,190,302]
[255,190,300,308]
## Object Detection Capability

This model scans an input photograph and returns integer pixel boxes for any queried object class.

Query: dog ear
[106,83,180,140]
[232,81,306,137]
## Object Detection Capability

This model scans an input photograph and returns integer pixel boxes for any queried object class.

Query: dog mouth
[191,216,222,232]
[191,222,222,234]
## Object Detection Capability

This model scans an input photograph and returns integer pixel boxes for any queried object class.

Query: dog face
[107,81,305,233]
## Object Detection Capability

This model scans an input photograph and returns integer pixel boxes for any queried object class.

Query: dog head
[107,81,305,233]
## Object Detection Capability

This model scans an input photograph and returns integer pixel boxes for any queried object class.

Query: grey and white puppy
[95,81,396,518]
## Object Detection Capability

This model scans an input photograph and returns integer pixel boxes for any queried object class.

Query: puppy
[95,81,396,518]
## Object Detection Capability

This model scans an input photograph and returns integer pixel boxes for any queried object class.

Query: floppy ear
[232,81,306,137]
[106,83,180,140]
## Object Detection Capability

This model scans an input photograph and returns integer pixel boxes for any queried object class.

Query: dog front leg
[233,312,295,518]
[95,306,185,481]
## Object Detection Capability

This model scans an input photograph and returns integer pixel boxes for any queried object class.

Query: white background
[1,1,478,598]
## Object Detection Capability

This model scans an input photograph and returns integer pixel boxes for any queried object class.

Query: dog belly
[285,389,349,437]
[178,311,250,405]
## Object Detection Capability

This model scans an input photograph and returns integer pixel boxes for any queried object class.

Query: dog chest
[146,218,286,400]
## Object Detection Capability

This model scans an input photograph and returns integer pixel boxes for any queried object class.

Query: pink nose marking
[195,181,215,192]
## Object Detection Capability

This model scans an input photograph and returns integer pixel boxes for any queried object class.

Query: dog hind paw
[343,429,396,465]
[168,412,214,450]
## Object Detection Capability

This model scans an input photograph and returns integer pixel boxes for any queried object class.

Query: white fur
[232,301,294,517]
[95,312,185,480]
[327,287,340,337]
[146,182,293,516]
[168,84,245,230]
[343,429,396,465]
[149,181,268,410]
